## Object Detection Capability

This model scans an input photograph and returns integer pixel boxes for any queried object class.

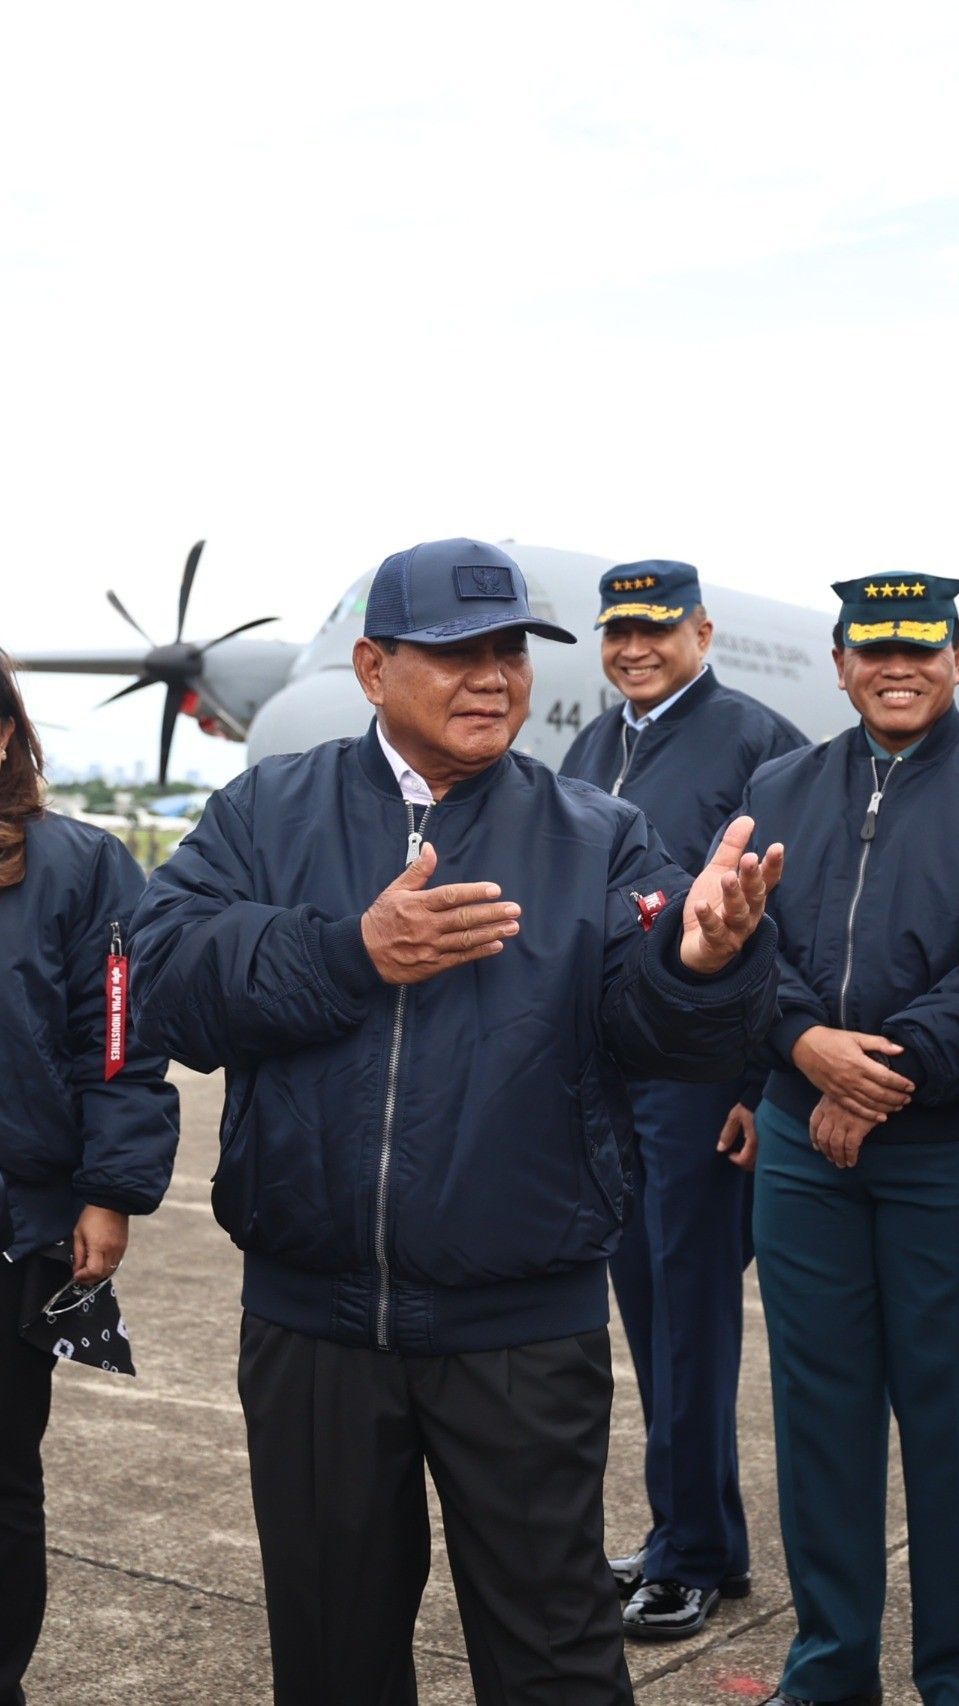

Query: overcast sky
[3,1,958,783]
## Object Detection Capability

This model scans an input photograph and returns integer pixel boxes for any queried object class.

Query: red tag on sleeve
[105,953,129,1080]
[632,889,668,933]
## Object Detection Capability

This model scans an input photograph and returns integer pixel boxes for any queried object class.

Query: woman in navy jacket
[0,653,178,1706]
[721,576,959,1706]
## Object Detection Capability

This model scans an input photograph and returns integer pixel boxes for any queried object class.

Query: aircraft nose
[246,667,370,763]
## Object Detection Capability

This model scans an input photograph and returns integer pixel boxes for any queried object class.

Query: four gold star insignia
[610,575,660,592]
[862,579,930,601]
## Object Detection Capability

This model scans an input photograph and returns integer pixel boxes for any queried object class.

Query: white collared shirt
[376,722,434,805]
[621,664,708,733]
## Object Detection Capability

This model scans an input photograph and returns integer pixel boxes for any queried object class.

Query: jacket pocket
[210,1067,260,1246]
[210,1060,341,1265]
[0,1013,80,1179]
[24,1010,76,1110]
[577,1055,630,1223]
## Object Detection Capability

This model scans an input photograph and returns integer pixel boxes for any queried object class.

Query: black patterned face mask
[18,1242,135,1376]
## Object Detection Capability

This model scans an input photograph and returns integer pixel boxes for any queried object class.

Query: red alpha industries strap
[104,921,129,1081]
[631,889,668,933]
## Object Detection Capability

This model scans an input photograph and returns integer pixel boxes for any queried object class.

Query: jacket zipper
[611,722,640,797]
[838,753,902,1028]
[373,799,433,1350]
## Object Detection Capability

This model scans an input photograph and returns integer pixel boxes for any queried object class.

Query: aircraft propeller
[100,540,278,784]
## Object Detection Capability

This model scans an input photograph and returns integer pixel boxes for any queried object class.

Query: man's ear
[832,646,847,691]
[353,637,388,706]
[696,615,715,659]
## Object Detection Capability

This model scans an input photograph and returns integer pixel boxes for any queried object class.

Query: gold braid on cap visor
[846,619,950,644]
[598,602,685,625]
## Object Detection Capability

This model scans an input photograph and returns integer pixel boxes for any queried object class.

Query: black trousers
[0,1260,55,1706]
[238,1317,633,1706]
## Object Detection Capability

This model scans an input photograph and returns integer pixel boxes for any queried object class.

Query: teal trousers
[754,1100,959,1706]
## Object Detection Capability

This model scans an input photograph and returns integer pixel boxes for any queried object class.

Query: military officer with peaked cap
[720,573,959,1706]
[561,561,807,1639]
[129,539,785,1705]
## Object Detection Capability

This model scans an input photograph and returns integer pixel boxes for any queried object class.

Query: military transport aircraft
[16,540,854,780]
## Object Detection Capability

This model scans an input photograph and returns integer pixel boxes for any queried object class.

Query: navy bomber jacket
[561,667,807,876]
[129,722,779,1354]
[737,704,959,1141]
[0,814,180,1258]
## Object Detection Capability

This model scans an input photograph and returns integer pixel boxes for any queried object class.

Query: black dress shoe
[623,1578,720,1639]
[759,1692,882,1705]
[609,1542,751,1602]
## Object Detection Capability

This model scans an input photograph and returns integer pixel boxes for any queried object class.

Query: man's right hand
[361,843,522,985]
[791,1025,914,1122]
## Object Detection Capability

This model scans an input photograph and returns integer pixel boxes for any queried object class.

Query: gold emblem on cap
[864,583,879,598]
[599,602,684,625]
[847,618,948,644]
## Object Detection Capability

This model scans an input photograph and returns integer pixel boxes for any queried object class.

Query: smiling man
[561,561,806,1640]
[720,573,959,1706]
[128,538,784,1706]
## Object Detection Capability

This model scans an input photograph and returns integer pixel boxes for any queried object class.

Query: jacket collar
[637,664,718,729]
[355,717,511,804]
[854,702,959,766]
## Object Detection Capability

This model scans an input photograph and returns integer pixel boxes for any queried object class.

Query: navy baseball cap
[364,538,576,646]
[832,574,959,649]
[595,560,702,630]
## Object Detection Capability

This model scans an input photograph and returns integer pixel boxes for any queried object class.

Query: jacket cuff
[880,1037,927,1093]
[73,1186,156,1216]
[769,1009,820,1064]
[644,902,778,1006]
[314,915,383,1002]
[738,1069,768,1112]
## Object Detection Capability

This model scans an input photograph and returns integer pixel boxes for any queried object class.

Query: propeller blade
[199,616,279,654]
[107,591,155,647]
[97,677,155,709]
[176,540,206,641]
[158,683,182,785]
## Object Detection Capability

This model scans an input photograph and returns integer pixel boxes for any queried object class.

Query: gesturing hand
[809,1095,876,1169]
[791,1027,913,1123]
[361,843,522,985]
[680,817,784,976]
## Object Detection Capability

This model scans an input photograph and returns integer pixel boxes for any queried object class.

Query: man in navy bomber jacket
[561,560,807,1640]
[129,539,783,1706]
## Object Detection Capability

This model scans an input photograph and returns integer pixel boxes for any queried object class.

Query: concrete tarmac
[25,1065,917,1704]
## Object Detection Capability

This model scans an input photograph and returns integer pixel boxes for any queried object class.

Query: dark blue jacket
[738,706,959,1141]
[129,723,778,1354]
[0,814,180,1258]
[560,667,808,875]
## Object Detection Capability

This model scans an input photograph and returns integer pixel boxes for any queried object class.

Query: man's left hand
[680,817,784,976]
[72,1206,129,1285]
[809,1095,875,1169]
